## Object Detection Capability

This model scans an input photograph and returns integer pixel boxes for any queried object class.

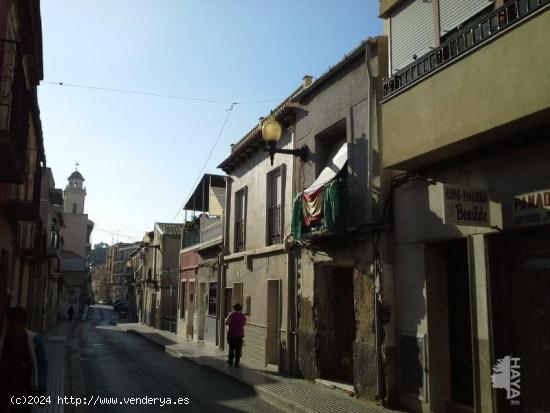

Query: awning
[304,142,347,195]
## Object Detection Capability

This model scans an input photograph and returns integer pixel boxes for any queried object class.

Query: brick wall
[242,323,266,366]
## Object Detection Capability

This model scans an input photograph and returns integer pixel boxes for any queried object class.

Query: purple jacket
[225,311,246,338]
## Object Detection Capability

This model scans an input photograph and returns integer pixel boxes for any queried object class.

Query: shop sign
[442,184,490,227]
[512,189,550,227]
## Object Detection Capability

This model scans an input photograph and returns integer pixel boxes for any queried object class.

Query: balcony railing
[383,0,550,99]
[17,221,40,254]
[235,219,245,252]
[182,228,200,249]
[0,39,30,183]
[200,218,222,245]
[268,204,282,245]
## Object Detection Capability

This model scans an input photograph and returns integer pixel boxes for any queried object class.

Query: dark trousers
[227,336,243,366]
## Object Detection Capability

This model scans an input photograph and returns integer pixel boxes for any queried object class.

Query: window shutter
[439,0,492,36]
[390,0,435,74]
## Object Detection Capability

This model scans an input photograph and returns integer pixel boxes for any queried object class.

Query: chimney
[302,75,313,88]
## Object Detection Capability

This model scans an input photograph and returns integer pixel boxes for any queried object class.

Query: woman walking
[225,303,246,367]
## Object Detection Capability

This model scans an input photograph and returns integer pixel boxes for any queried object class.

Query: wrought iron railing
[382,0,550,99]
[268,204,282,245]
[235,219,245,252]
[200,218,222,245]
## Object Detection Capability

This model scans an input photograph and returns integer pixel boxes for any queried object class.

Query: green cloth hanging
[291,177,346,240]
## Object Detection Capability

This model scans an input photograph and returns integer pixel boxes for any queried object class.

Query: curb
[123,327,316,413]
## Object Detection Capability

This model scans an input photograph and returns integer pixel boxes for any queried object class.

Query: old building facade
[105,242,139,303]
[135,224,182,330]
[177,174,225,345]
[218,93,301,371]
[35,167,64,332]
[0,0,46,333]
[289,38,393,400]
[380,0,550,412]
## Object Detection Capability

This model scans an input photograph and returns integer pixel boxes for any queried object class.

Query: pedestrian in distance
[225,303,246,367]
[67,305,74,321]
[0,307,48,413]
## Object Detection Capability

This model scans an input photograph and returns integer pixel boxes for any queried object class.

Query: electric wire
[42,81,281,105]
[171,103,236,222]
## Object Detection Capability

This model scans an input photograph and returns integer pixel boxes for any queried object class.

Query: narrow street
[71,305,283,413]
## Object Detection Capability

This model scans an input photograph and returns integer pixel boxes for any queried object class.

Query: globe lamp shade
[261,116,282,143]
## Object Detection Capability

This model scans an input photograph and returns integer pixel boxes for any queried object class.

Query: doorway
[490,229,550,411]
[446,239,474,407]
[186,281,195,338]
[197,282,206,341]
[266,279,281,365]
[316,266,355,383]
[426,239,474,410]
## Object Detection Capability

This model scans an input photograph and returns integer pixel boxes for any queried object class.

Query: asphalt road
[76,305,282,413]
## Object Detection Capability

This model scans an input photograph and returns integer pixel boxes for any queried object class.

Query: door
[197,282,206,341]
[186,281,195,338]
[316,266,355,383]
[232,282,243,309]
[266,279,281,365]
[446,239,474,406]
[150,292,157,328]
[490,229,550,411]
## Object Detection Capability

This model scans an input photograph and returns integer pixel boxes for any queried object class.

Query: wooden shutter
[390,0,435,74]
[439,0,492,36]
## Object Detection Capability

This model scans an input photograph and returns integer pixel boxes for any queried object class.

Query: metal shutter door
[390,0,435,74]
[439,0,492,35]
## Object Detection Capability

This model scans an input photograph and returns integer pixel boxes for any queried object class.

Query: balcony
[45,229,61,257]
[381,0,550,170]
[182,228,200,249]
[0,40,30,183]
[200,217,222,245]
[17,221,41,256]
[291,177,346,241]
[181,216,223,251]
[0,181,40,221]
[235,219,245,252]
[268,204,282,245]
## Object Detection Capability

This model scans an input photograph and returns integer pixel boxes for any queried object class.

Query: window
[180,281,186,319]
[208,282,217,316]
[234,187,247,252]
[72,203,77,214]
[267,167,283,245]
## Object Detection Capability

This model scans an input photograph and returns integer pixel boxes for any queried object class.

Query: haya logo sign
[491,356,521,404]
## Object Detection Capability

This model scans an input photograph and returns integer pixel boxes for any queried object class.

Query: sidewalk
[39,321,75,413]
[117,323,403,413]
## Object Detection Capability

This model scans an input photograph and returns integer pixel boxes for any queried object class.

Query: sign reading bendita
[442,184,490,227]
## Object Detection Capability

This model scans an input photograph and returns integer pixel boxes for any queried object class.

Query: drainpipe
[219,176,232,351]
[366,38,385,400]
[287,127,299,376]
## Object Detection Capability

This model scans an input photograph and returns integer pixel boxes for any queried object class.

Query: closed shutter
[439,0,492,36]
[390,0,435,74]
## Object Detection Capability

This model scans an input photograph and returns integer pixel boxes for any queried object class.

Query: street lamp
[261,115,308,166]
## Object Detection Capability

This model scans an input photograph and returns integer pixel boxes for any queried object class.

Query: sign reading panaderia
[513,189,550,227]
[442,184,490,227]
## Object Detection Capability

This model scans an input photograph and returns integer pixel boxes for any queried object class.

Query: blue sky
[38,0,382,244]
